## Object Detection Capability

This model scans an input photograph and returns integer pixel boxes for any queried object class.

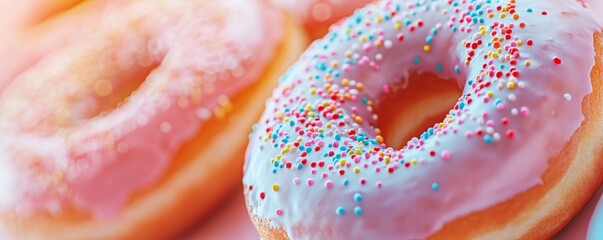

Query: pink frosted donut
[244,0,603,239]
[0,0,306,239]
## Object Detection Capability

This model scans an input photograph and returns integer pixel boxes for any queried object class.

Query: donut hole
[92,62,160,117]
[374,72,461,150]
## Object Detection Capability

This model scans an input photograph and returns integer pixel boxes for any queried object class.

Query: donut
[243,0,603,239]
[0,0,306,239]
[273,0,372,39]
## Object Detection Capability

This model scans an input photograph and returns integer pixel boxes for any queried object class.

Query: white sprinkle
[518,82,526,88]
[507,94,516,101]
[375,53,383,61]
[486,127,495,134]
[511,108,519,116]
[384,40,393,49]
[563,93,572,101]
[493,133,501,141]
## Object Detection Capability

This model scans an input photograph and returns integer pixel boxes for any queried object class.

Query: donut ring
[244,0,603,239]
[0,0,306,239]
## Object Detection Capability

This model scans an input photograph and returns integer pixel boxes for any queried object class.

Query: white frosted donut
[244,0,603,239]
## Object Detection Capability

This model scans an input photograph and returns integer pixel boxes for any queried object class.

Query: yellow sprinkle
[385,156,391,164]
[354,167,360,173]
[340,159,347,167]
[487,91,494,97]
[500,13,506,18]
[525,60,532,67]
[517,40,523,46]
[355,149,362,155]
[361,36,367,43]
[276,154,282,160]
[411,159,418,165]
[507,82,516,89]
[342,78,350,86]
[395,21,402,30]
[326,123,332,128]
[423,45,431,52]
[272,184,280,192]
[488,13,494,18]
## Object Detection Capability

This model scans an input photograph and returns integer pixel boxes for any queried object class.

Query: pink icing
[244,0,603,239]
[0,0,282,218]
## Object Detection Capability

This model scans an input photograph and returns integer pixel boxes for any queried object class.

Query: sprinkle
[553,57,562,65]
[272,184,280,192]
[307,178,314,186]
[564,93,572,101]
[431,182,439,191]
[325,180,334,189]
[354,206,363,215]
[276,209,283,216]
[336,206,345,215]
[354,192,363,202]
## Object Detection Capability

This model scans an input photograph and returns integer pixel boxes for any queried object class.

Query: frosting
[244,0,603,238]
[0,0,282,218]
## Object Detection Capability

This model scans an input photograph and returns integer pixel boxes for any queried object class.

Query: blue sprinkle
[272,169,277,174]
[354,206,363,216]
[484,135,494,144]
[354,193,363,202]
[459,101,465,110]
[426,36,433,44]
[436,64,443,72]
[454,65,461,74]
[336,206,345,215]
[335,134,342,141]
[527,8,533,13]
[343,179,349,186]
[297,163,303,169]
[431,182,440,191]
[413,56,421,64]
